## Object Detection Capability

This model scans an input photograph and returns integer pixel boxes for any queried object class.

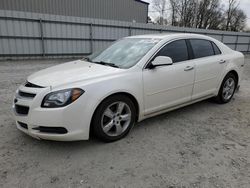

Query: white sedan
[13,33,245,142]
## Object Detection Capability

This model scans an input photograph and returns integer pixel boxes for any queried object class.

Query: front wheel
[92,95,136,142]
[215,73,237,104]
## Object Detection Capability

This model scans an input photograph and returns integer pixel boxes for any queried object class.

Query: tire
[214,72,237,104]
[92,94,136,142]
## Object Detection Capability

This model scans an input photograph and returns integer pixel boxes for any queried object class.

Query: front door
[143,39,195,115]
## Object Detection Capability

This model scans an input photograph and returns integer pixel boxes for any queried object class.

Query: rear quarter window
[211,42,221,55]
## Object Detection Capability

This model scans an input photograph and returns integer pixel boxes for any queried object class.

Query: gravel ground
[0,57,250,188]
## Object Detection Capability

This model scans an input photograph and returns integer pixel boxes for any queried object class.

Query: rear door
[189,39,224,100]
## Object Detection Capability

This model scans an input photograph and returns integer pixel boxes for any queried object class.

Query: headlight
[41,88,84,108]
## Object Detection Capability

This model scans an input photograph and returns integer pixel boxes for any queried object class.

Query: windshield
[87,38,160,68]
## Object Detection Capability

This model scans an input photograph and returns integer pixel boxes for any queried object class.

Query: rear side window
[212,42,221,55]
[190,39,214,58]
[155,39,189,63]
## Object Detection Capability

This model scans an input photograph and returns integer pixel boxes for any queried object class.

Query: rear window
[190,39,214,58]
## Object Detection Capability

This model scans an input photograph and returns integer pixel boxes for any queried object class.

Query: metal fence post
[221,34,224,42]
[234,35,239,50]
[89,23,93,54]
[129,26,132,36]
[39,18,45,56]
[247,37,250,53]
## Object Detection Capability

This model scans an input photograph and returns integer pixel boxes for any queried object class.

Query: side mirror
[150,56,173,68]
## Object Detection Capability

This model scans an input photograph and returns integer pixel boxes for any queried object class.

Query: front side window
[154,39,189,63]
[88,38,160,68]
[190,39,214,58]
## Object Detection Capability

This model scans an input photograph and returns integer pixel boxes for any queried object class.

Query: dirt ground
[0,57,250,188]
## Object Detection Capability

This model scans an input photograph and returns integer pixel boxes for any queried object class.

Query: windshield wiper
[93,61,119,68]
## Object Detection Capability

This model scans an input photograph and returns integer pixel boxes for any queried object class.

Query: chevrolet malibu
[13,33,245,142]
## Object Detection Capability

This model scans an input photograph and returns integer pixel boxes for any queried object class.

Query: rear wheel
[215,73,237,104]
[92,95,136,142]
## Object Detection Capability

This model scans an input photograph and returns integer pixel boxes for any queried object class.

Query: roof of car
[127,32,232,54]
[127,33,211,40]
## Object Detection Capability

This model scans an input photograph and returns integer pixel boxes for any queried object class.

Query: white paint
[12,33,245,141]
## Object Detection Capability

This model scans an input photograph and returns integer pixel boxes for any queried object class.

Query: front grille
[18,91,36,98]
[25,81,44,88]
[33,126,68,134]
[17,121,28,129]
[15,105,29,115]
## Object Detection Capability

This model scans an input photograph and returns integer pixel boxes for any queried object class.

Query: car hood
[27,60,123,87]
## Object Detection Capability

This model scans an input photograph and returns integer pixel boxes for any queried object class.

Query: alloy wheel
[101,101,132,137]
[222,77,235,100]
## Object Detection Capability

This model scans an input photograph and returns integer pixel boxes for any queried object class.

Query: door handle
[219,60,226,64]
[184,66,194,71]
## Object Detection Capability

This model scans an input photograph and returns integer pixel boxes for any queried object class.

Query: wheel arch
[227,70,239,86]
[90,92,140,134]
[215,68,239,97]
[107,92,140,122]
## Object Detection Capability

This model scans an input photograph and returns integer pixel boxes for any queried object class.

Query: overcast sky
[144,0,250,28]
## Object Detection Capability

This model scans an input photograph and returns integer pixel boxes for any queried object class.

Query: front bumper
[12,85,90,141]
[15,120,86,141]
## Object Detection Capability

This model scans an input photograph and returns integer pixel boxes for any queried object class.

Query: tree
[223,0,246,31]
[179,0,196,27]
[154,16,168,25]
[152,0,168,25]
[196,0,223,29]
[149,0,247,31]
[207,8,223,30]
[229,9,246,31]
[169,0,179,26]
[168,0,222,29]
[168,0,196,27]
[225,0,238,31]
